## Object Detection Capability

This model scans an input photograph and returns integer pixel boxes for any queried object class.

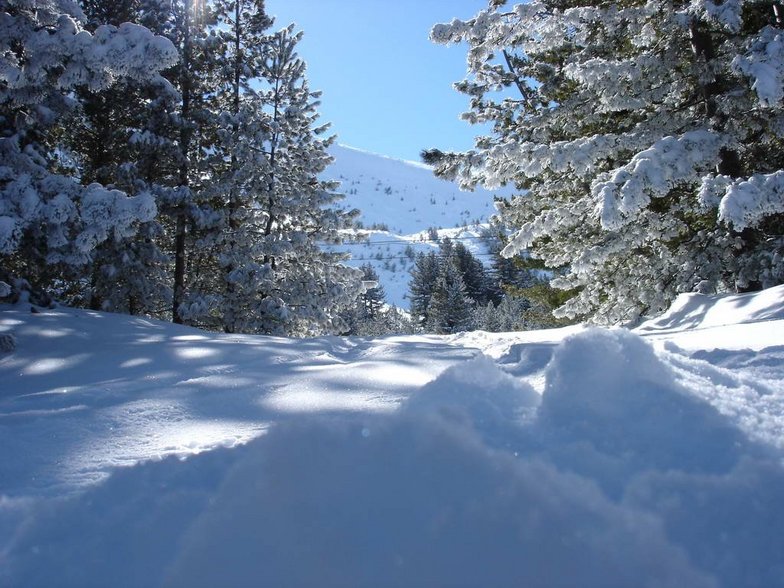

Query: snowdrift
[1,287,784,587]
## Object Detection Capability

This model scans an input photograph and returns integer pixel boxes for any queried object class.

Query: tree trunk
[224,0,243,334]
[172,0,193,324]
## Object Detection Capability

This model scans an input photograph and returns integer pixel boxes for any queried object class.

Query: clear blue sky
[264,0,487,163]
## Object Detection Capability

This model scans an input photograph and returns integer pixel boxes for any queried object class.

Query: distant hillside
[326,144,501,234]
[323,145,508,309]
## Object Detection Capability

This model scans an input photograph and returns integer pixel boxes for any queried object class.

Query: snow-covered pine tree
[64,0,176,315]
[186,0,275,332]
[358,262,386,320]
[164,0,219,324]
[197,23,360,335]
[426,258,474,334]
[341,263,389,335]
[473,301,501,332]
[0,0,177,299]
[429,0,784,323]
[474,295,531,332]
[380,305,415,335]
[409,250,440,328]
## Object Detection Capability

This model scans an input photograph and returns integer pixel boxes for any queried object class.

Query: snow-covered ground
[1,285,783,587]
[324,145,506,307]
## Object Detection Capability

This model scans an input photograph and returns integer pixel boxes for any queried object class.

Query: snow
[327,144,499,235]
[718,170,784,231]
[2,285,784,586]
[636,283,784,334]
[733,26,784,106]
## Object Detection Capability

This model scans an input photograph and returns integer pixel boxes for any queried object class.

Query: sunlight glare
[121,357,153,368]
[260,387,400,414]
[175,346,219,359]
[23,354,90,375]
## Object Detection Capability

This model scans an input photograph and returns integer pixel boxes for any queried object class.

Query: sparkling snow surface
[1,286,784,587]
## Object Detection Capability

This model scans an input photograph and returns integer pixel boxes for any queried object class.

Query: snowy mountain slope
[327,144,499,234]
[323,145,506,308]
[1,286,784,586]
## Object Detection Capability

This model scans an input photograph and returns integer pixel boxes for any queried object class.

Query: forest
[1,0,361,337]
[3,0,784,336]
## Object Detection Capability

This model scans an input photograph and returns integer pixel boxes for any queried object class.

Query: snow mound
[8,420,712,588]
[160,417,712,588]
[540,328,754,481]
[636,284,784,333]
[403,352,540,433]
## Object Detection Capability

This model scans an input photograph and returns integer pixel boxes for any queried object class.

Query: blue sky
[264,0,487,163]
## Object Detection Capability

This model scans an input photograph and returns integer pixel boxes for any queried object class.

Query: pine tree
[261,25,362,336]
[409,241,495,332]
[166,0,218,324]
[480,228,535,292]
[341,263,390,335]
[449,239,496,305]
[0,0,177,298]
[429,0,784,324]
[426,259,474,334]
[473,301,501,332]
[474,296,531,332]
[190,23,361,335]
[358,262,386,320]
[192,0,274,332]
[381,305,415,335]
[408,251,440,328]
[66,0,175,316]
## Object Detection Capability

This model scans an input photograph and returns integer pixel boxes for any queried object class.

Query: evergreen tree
[474,296,531,332]
[408,251,439,328]
[409,240,498,332]
[381,305,415,335]
[481,227,536,292]
[426,259,474,334]
[166,0,218,324]
[358,262,386,321]
[449,239,496,305]
[429,0,784,324]
[191,0,274,332]
[0,0,177,299]
[193,23,361,335]
[62,0,217,320]
[341,263,393,335]
[66,0,175,316]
